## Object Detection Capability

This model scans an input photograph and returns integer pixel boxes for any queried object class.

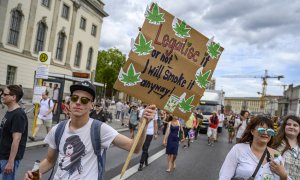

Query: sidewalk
[0,102,129,149]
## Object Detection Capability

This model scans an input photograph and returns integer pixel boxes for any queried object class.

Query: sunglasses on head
[257,127,275,137]
[70,95,91,105]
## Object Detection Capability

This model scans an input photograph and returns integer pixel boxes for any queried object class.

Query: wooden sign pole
[120,118,147,178]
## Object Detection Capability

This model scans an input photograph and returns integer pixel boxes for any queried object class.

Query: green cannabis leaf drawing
[118,63,142,86]
[207,42,221,59]
[178,95,195,113]
[172,20,191,38]
[133,32,154,56]
[195,67,211,89]
[145,3,165,25]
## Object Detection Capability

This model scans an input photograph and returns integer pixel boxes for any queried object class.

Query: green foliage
[207,43,221,59]
[146,3,165,25]
[119,63,142,86]
[133,32,154,56]
[173,20,191,38]
[195,69,211,89]
[178,95,195,113]
[95,48,126,90]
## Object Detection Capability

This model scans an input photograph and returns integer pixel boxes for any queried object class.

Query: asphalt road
[126,132,234,180]
[16,129,234,180]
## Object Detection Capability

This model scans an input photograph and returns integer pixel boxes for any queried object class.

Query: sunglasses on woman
[70,95,91,105]
[257,127,275,137]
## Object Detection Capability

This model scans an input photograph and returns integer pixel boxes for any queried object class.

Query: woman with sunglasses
[219,116,288,180]
[271,115,300,180]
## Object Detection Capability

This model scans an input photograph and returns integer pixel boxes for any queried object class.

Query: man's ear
[91,102,94,110]
[12,95,17,102]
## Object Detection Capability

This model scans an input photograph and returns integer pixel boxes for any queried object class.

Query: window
[86,48,93,70]
[80,17,86,30]
[34,22,46,53]
[6,65,17,85]
[55,32,66,61]
[41,0,50,7]
[74,42,82,67]
[8,10,22,46]
[91,24,97,36]
[62,4,69,19]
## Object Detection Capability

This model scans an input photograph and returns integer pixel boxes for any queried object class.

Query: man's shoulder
[9,107,26,117]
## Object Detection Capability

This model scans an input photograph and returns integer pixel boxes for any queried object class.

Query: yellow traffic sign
[39,53,48,62]
[38,51,51,65]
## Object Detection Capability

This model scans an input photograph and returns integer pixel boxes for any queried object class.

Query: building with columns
[224,96,281,116]
[278,84,300,116]
[0,0,108,98]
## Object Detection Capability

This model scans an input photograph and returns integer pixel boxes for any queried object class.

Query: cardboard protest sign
[114,3,224,120]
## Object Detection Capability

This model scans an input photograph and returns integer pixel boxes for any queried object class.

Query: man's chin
[71,112,82,117]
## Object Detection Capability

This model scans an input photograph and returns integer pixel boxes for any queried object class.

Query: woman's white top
[219,143,283,180]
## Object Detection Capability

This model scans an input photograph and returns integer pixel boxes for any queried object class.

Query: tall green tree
[95,48,126,97]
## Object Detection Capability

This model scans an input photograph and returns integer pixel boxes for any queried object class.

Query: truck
[197,90,224,134]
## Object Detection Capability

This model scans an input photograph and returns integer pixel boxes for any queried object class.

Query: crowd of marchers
[0,84,299,180]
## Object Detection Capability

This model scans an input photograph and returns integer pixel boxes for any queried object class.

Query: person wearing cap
[89,103,107,123]
[24,81,156,180]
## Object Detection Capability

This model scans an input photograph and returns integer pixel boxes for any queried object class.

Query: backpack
[40,98,52,109]
[33,99,53,115]
[54,119,106,180]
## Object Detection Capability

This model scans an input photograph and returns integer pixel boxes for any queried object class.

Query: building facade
[0,0,108,98]
[224,96,281,116]
[278,84,300,116]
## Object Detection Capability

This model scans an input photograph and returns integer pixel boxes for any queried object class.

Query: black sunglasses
[2,93,12,96]
[70,95,91,105]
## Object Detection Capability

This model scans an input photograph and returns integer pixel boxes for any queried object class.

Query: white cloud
[100,0,300,97]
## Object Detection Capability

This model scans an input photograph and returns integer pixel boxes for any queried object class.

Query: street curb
[25,127,129,149]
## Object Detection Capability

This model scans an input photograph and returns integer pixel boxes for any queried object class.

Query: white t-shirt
[116,102,123,111]
[53,89,59,100]
[219,143,283,180]
[38,98,54,120]
[139,109,158,135]
[122,104,129,113]
[235,119,248,138]
[218,114,225,127]
[46,87,53,99]
[44,118,119,180]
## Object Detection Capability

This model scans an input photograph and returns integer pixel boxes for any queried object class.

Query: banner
[114,3,224,120]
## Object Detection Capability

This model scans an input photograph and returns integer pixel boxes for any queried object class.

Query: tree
[95,48,126,98]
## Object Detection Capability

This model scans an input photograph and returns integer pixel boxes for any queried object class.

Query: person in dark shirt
[0,85,28,179]
[89,103,107,122]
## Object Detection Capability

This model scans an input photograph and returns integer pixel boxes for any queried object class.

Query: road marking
[111,148,165,180]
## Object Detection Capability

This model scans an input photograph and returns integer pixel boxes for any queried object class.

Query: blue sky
[100,0,300,97]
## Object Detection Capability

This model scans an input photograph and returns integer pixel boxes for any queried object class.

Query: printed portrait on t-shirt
[58,135,86,178]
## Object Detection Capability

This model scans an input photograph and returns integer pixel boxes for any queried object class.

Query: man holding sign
[24,81,156,180]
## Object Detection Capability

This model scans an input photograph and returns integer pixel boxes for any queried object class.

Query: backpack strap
[54,120,68,152]
[90,119,105,180]
[48,99,51,109]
